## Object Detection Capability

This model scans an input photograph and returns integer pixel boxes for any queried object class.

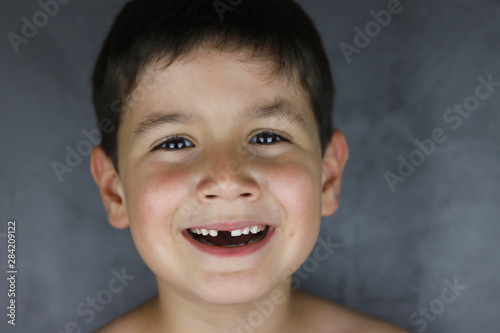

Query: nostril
[206,194,217,198]
[241,193,252,197]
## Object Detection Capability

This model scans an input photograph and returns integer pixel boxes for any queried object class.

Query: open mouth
[187,225,270,248]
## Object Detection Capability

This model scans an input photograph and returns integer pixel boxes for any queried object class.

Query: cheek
[126,165,193,239]
[265,158,322,225]
[264,157,323,272]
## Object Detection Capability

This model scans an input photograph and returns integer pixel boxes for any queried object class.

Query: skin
[91,48,405,332]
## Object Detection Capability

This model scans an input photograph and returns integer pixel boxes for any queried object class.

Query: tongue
[191,228,268,247]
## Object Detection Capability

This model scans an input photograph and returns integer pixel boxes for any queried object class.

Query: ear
[321,129,349,217]
[90,146,129,229]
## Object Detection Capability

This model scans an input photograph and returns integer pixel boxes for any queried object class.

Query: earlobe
[321,129,349,217]
[90,146,130,229]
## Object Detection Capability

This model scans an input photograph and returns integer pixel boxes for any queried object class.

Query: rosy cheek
[127,165,193,231]
[264,159,321,225]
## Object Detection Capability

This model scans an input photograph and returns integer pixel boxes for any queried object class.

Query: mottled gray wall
[1,0,499,332]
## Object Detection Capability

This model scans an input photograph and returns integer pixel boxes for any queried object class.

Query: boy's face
[93,48,346,305]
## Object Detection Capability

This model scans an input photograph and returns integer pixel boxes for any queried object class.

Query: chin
[192,273,279,306]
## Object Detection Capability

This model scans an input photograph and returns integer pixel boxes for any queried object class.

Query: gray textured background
[1,0,499,332]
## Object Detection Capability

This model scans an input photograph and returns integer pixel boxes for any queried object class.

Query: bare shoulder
[94,296,158,333]
[291,290,409,333]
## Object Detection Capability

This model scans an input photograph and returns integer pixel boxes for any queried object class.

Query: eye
[153,136,195,151]
[250,130,289,145]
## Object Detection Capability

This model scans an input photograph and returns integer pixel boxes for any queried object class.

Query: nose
[195,146,261,203]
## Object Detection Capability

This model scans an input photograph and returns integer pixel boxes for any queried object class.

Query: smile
[188,225,269,247]
[183,222,276,257]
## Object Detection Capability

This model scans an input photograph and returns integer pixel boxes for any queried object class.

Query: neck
[152,279,295,333]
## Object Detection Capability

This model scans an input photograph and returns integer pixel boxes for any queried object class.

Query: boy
[90,0,406,332]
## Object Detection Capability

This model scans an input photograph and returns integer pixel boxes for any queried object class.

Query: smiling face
[91,48,347,305]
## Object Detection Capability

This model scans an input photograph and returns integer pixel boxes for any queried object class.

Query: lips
[182,222,276,257]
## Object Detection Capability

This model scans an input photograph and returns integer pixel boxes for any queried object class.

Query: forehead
[121,48,316,136]
[134,48,300,97]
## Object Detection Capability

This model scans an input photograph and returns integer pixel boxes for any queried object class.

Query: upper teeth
[190,225,266,237]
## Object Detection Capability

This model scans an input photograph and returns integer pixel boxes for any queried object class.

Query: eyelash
[152,130,290,151]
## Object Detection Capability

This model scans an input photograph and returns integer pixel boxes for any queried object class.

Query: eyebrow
[133,98,308,137]
[134,112,204,137]
[238,99,308,130]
